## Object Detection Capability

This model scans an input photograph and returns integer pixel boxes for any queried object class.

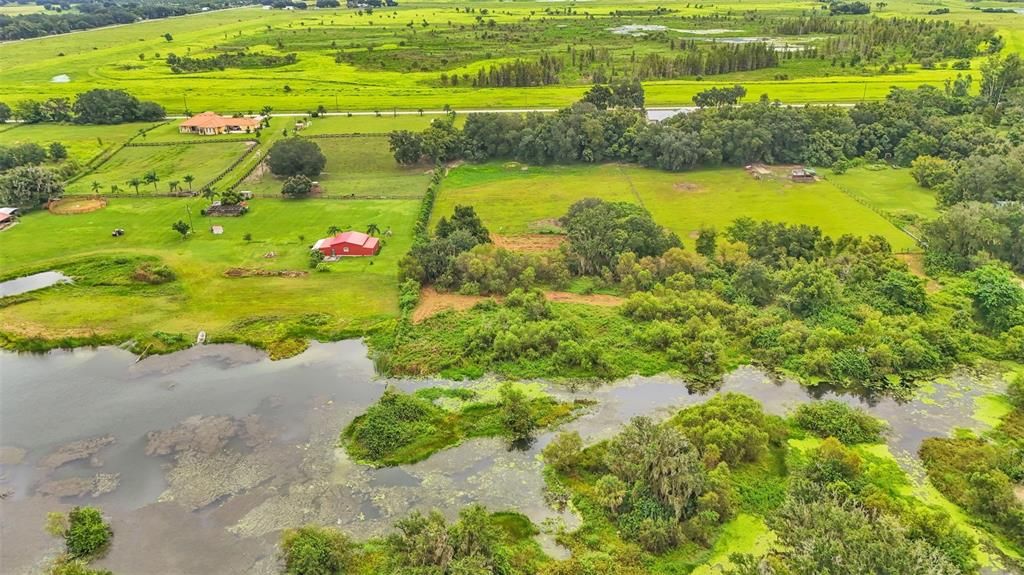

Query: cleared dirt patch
[49,197,107,214]
[1016,485,1024,504]
[491,234,565,253]
[413,287,495,323]
[413,287,625,323]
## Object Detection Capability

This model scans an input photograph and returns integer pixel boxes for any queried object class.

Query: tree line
[0,0,245,40]
[9,89,165,124]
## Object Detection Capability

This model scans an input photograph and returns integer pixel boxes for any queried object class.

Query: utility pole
[185,204,194,232]
[183,94,189,115]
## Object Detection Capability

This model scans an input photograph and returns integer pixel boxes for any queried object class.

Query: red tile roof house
[179,112,262,135]
[312,231,380,257]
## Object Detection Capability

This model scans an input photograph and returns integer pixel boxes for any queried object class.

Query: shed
[312,231,380,257]
[790,168,817,182]
[211,225,224,235]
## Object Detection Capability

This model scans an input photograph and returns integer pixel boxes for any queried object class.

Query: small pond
[0,271,71,297]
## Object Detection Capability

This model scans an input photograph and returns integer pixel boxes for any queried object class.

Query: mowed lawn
[437,163,918,251]
[66,141,251,194]
[0,197,417,345]
[246,136,431,198]
[0,121,161,163]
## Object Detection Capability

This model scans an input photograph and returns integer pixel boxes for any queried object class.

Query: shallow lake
[0,271,71,297]
[0,341,1006,574]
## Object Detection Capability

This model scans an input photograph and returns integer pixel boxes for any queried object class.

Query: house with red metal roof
[312,231,380,257]
[179,112,261,136]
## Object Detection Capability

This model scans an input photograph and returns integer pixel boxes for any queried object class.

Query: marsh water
[0,341,1006,574]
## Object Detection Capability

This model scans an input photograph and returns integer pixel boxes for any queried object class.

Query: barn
[312,231,380,257]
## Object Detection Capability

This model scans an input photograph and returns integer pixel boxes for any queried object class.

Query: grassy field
[245,135,431,198]
[0,0,1017,112]
[0,121,163,163]
[436,163,919,251]
[827,166,940,220]
[66,141,252,194]
[0,196,418,355]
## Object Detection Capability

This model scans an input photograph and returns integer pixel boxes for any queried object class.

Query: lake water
[0,271,71,297]
[0,341,1006,574]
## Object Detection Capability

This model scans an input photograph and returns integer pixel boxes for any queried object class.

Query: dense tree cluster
[0,142,49,171]
[0,165,64,206]
[14,89,164,124]
[399,205,492,286]
[769,16,995,63]
[635,43,779,80]
[467,54,563,88]
[267,138,326,179]
[924,202,1024,273]
[560,199,681,275]
[166,51,297,74]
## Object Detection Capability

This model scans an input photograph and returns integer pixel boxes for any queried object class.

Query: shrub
[64,507,112,559]
[279,525,355,575]
[792,401,887,444]
[542,431,583,473]
[131,263,176,284]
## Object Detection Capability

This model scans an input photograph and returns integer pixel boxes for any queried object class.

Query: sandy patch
[491,234,565,253]
[0,446,26,466]
[1016,485,1024,504]
[38,435,115,470]
[49,197,107,215]
[413,287,624,322]
[36,473,120,498]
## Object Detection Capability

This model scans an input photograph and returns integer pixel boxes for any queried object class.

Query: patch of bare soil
[224,268,308,278]
[1016,485,1024,504]
[36,473,120,498]
[0,446,26,466]
[413,287,496,323]
[491,234,565,253]
[413,288,625,323]
[895,253,941,292]
[38,435,115,470]
[673,182,703,192]
[545,291,625,306]
[48,197,107,215]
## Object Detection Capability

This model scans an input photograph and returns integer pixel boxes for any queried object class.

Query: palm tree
[183,174,195,193]
[169,180,180,194]
[202,187,218,202]
[128,177,142,195]
[327,225,341,236]
[90,181,101,195]
[366,223,381,236]
[143,170,159,193]
[109,184,120,196]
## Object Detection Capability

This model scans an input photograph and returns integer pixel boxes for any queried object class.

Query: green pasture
[245,135,431,197]
[300,113,465,135]
[827,166,940,221]
[67,141,251,194]
[0,0,1016,112]
[0,121,162,163]
[0,197,418,353]
[436,163,918,251]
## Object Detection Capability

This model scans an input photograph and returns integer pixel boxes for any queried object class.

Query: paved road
[165,102,857,121]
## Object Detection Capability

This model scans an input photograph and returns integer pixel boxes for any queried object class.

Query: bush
[64,507,112,559]
[282,174,314,197]
[542,431,583,473]
[48,557,112,575]
[279,525,355,575]
[793,401,887,444]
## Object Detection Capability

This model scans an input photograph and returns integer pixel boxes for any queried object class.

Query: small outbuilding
[790,168,817,182]
[312,231,380,257]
